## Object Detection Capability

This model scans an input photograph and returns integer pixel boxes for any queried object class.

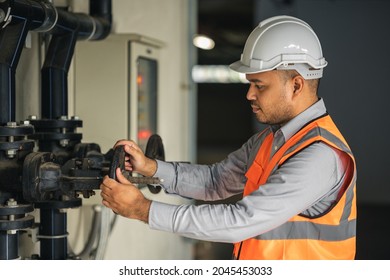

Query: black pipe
[35,199,81,260]
[38,208,67,260]
[0,0,112,122]
[41,0,112,119]
[0,0,56,125]
[41,9,79,119]
[0,0,112,261]
[0,18,31,125]
[0,202,34,260]
[0,231,19,259]
[36,0,112,261]
[89,0,112,40]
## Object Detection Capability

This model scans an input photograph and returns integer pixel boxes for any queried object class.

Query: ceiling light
[193,34,215,50]
[192,65,247,83]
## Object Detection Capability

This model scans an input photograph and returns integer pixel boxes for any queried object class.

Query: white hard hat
[229,15,327,79]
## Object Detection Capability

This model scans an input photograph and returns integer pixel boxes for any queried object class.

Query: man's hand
[100,168,151,223]
[114,140,157,177]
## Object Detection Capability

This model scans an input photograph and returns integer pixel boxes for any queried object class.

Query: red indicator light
[137,75,143,85]
[138,129,152,140]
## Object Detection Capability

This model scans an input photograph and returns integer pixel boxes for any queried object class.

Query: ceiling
[197,0,255,65]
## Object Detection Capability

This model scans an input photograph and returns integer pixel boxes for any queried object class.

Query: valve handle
[144,134,165,194]
[108,145,125,180]
[108,134,165,194]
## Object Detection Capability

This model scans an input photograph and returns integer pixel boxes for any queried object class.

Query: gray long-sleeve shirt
[148,99,348,243]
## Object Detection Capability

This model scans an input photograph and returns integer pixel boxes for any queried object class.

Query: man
[100,15,357,259]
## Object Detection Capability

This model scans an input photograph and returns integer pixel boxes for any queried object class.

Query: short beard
[255,100,294,126]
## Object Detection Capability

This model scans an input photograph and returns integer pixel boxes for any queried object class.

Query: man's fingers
[102,199,110,207]
[114,140,138,150]
[113,139,131,148]
[123,143,143,156]
[102,175,118,189]
[116,168,131,184]
[100,190,110,199]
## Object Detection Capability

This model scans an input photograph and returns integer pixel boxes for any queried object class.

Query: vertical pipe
[0,231,19,260]
[41,31,78,119]
[40,0,113,119]
[90,0,112,23]
[0,63,13,124]
[0,18,29,125]
[0,0,56,124]
[39,208,67,260]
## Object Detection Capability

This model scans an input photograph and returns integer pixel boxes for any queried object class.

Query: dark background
[195,0,390,260]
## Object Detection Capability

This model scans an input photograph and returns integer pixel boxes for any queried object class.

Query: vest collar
[276,98,327,143]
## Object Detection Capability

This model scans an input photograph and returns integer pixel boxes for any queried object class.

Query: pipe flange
[30,132,82,141]
[0,124,34,137]
[0,197,34,233]
[0,140,35,152]
[0,122,35,158]
[0,199,34,231]
[29,118,82,129]
[0,215,35,231]
[34,198,82,210]
[0,203,34,216]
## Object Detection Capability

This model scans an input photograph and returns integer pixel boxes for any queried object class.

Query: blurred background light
[193,34,215,50]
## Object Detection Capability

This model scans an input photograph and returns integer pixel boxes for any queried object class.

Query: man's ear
[292,75,305,96]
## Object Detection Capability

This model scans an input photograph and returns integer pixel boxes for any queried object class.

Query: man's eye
[255,85,264,90]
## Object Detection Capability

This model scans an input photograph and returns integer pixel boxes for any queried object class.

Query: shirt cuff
[149,201,178,233]
[154,160,175,188]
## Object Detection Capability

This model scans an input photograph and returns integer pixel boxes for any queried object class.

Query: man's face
[246,71,295,126]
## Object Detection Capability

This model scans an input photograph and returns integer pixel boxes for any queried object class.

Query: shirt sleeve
[154,133,260,201]
[149,142,347,243]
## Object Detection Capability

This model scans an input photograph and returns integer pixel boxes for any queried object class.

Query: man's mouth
[250,102,260,113]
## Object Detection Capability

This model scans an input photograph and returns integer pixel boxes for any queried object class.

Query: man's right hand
[113,140,157,177]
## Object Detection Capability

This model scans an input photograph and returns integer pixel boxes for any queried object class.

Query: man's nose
[246,84,256,100]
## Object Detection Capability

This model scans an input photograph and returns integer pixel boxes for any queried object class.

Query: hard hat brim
[229,60,326,79]
[229,60,270,74]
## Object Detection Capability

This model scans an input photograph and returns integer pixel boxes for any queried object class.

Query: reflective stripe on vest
[257,212,356,241]
[233,114,357,260]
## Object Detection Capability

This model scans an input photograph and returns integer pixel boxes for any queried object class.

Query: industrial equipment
[0,0,163,260]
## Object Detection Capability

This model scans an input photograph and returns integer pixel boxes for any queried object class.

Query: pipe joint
[34,0,57,32]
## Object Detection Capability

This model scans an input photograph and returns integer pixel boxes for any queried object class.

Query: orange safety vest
[233,114,357,260]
